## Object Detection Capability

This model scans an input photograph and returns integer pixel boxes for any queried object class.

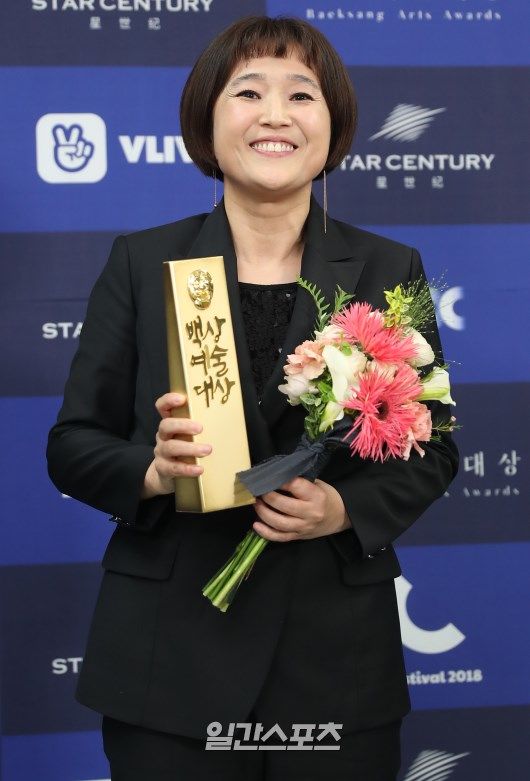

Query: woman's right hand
[140,392,212,499]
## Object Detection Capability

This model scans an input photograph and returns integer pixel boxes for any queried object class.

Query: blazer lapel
[259,196,366,429]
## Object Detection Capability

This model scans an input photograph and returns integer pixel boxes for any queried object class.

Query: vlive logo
[36,113,107,183]
[36,112,193,184]
[396,576,465,654]
[403,749,470,781]
[369,103,447,143]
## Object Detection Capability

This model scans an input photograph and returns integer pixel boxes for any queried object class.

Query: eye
[291,92,314,101]
[236,89,260,99]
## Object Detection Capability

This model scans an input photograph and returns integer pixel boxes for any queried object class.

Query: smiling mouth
[250,141,297,154]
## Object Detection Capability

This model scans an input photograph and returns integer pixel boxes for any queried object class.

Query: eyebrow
[228,72,321,91]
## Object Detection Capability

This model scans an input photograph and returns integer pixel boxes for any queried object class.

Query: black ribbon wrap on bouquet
[236,415,353,496]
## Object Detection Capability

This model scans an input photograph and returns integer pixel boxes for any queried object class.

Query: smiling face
[212,54,332,200]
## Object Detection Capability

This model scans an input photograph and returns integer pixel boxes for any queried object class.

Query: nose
[259,93,292,128]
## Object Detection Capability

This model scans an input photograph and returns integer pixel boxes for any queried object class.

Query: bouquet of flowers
[202,276,456,612]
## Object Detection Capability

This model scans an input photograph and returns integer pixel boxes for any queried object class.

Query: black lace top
[238,281,298,402]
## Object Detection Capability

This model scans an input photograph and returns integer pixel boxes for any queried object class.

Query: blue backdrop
[1,2,529,779]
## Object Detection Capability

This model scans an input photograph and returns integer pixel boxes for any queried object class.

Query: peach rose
[401,402,433,460]
[283,340,326,380]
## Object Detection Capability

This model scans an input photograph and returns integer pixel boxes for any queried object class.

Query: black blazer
[46,195,458,739]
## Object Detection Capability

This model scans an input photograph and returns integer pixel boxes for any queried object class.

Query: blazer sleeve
[326,247,459,564]
[46,235,170,533]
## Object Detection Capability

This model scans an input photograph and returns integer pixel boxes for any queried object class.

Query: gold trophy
[163,257,255,512]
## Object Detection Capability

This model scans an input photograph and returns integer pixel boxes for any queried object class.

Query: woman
[46,16,458,781]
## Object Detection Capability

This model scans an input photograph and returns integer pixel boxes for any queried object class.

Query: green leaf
[297,276,331,333]
[333,285,355,314]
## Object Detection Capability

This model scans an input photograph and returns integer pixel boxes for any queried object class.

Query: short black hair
[180,16,357,180]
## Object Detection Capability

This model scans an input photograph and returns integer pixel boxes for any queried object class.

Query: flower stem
[202,533,252,595]
[202,530,268,611]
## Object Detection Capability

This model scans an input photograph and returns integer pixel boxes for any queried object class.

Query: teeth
[251,142,295,153]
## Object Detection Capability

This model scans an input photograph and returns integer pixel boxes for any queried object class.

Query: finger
[75,140,84,157]
[254,498,303,533]
[83,141,93,158]
[52,125,68,146]
[155,392,188,418]
[160,459,204,479]
[67,124,82,145]
[160,439,212,459]
[279,476,314,499]
[258,489,300,516]
[252,520,299,543]
[158,416,203,440]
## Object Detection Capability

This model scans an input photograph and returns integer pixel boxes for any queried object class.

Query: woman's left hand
[252,477,352,542]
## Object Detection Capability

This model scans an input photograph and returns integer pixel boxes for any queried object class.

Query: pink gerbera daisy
[331,302,418,364]
[342,364,423,461]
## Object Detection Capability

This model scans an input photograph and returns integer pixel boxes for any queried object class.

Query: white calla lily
[418,367,456,405]
[318,344,367,432]
[319,400,343,433]
[407,328,435,368]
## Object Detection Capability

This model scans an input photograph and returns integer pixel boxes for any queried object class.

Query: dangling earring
[323,169,327,234]
[213,168,218,208]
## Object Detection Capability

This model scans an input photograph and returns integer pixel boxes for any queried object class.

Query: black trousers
[102,713,402,781]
